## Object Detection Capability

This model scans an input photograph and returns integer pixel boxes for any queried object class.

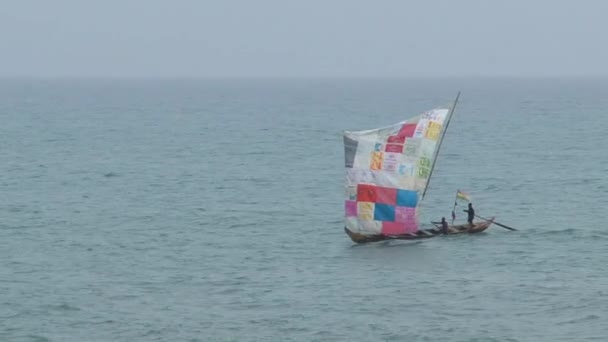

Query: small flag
[456,190,471,202]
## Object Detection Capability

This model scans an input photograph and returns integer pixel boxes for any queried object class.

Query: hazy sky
[2,0,607,77]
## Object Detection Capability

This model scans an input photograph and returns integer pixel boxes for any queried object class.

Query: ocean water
[1,78,607,342]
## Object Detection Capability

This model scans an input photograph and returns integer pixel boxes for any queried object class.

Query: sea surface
[1,78,608,342]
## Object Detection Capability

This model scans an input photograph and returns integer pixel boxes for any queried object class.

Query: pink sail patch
[375,187,397,205]
[404,221,418,233]
[387,135,406,144]
[381,222,407,235]
[381,219,418,235]
[395,207,416,223]
[385,144,403,153]
[399,123,417,137]
[345,200,358,217]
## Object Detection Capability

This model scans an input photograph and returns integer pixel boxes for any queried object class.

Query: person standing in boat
[440,217,449,234]
[463,203,475,227]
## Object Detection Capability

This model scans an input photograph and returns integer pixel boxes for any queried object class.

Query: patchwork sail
[343,104,454,237]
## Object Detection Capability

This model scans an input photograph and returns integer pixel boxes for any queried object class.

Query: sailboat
[342,92,494,243]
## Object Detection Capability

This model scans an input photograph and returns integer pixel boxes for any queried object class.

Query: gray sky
[2,0,607,77]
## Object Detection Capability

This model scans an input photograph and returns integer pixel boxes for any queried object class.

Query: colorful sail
[343,107,453,236]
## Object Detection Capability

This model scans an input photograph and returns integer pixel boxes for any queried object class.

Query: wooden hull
[344,217,495,244]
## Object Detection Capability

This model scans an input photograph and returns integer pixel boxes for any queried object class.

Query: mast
[451,189,459,224]
[421,91,461,200]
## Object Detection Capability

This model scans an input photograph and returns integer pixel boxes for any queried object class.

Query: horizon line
[2,74,608,80]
